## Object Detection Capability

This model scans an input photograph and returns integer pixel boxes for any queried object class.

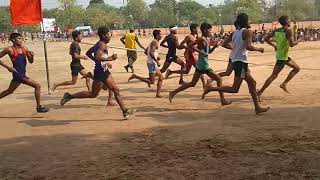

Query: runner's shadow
[134,106,214,113]
[15,95,60,101]
[19,118,120,127]
[0,116,44,119]
[46,103,105,110]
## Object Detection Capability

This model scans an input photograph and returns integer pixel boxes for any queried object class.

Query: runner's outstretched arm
[287,29,301,47]
[86,47,95,61]
[120,36,125,45]
[0,48,16,72]
[265,30,277,51]
[135,36,145,50]
[222,33,233,50]
[245,30,264,53]
[160,36,168,48]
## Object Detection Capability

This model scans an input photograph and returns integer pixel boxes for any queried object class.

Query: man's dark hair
[97,26,109,39]
[72,30,81,40]
[9,33,22,42]
[129,28,134,33]
[279,15,289,26]
[200,22,212,32]
[153,29,161,38]
[235,13,249,29]
[190,23,198,31]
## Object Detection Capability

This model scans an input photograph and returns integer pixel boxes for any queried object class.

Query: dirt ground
[0,35,319,180]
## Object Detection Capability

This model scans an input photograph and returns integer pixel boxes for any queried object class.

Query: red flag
[10,0,43,26]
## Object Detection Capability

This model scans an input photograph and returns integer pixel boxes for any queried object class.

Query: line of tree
[0,0,318,32]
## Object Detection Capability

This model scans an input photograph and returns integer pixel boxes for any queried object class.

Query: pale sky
[0,0,223,9]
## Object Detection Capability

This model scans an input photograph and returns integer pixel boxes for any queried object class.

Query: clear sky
[0,0,224,9]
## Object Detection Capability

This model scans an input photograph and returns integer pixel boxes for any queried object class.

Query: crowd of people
[1,26,320,45]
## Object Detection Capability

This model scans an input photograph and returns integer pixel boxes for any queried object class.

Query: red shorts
[184,50,197,67]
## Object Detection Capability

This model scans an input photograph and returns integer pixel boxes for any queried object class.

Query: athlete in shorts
[165,24,206,86]
[202,13,269,114]
[51,30,91,92]
[128,30,163,98]
[0,33,49,113]
[160,26,186,79]
[169,23,231,106]
[204,22,239,96]
[257,16,301,101]
[60,27,135,120]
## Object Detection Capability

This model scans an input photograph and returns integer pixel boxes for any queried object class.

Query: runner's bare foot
[169,92,174,103]
[206,79,213,87]
[280,84,290,93]
[128,74,135,82]
[107,101,117,106]
[179,80,186,85]
[255,107,270,114]
[165,69,172,79]
[257,90,263,102]
[156,94,163,98]
[51,84,57,92]
[201,83,212,99]
[221,99,232,106]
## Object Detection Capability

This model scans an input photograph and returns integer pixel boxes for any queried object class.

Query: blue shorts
[12,72,29,83]
[147,62,157,74]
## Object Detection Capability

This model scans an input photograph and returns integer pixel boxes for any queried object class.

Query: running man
[165,24,206,86]
[257,16,301,101]
[169,22,231,106]
[0,33,49,113]
[51,30,91,92]
[60,27,135,119]
[128,30,163,98]
[217,21,241,78]
[120,28,145,73]
[202,13,269,114]
[204,21,240,93]
[160,26,186,80]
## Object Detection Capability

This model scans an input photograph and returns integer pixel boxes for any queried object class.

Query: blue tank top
[11,47,27,78]
[167,34,176,57]
[93,41,109,73]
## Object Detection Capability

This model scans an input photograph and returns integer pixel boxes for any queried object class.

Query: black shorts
[195,68,213,75]
[94,69,111,82]
[276,57,292,69]
[232,61,248,78]
[70,64,85,76]
[166,54,178,63]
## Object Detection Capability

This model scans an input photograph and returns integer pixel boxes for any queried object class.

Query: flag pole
[41,21,51,94]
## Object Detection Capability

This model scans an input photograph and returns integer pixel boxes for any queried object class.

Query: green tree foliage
[0,7,12,32]
[85,4,125,29]
[89,0,105,5]
[194,7,218,25]
[0,0,318,32]
[275,0,313,20]
[177,0,204,25]
[124,0,148,27]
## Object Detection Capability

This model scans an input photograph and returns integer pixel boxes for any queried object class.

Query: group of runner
[0,13,301,119]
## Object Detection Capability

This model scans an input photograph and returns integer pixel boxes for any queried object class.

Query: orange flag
[10,0,43,26]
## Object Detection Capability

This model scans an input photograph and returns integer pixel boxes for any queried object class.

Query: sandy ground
[0,35,319,180]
